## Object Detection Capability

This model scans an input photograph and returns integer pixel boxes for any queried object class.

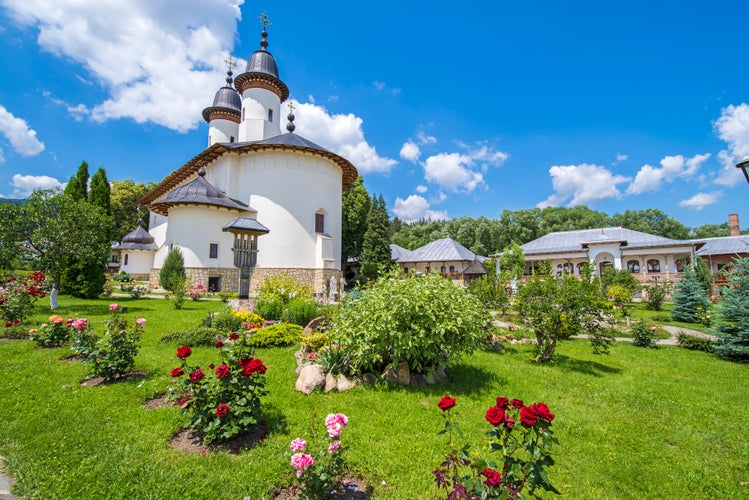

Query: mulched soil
[141,394,174,410]
[59,354,80,362]
[169,425,268,454]
[273,478,370,499]
[79,371,148,387]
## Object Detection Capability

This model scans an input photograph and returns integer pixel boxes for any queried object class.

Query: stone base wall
[129,273,151,282]
[149,266,341,294]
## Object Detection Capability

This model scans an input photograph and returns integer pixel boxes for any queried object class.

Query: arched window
[675,259,685,272]
[577,262,586,274]
[562,262,573,274]
[449,265,455,273]
[647,259,661,273]
[123,254,129,266]
[315,210,325,233]
[268,109,273,122]
[627,260,641,273]
[440,266,446,274]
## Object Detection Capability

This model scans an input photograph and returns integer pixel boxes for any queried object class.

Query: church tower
[233,13,289,142]
[202,62,241,146]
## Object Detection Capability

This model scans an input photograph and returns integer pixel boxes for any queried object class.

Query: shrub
[467,274,509,312]
[601,267,641,296]
[246,323,303,348]
[76,304,144,380]
[120,283,148,298]
[217,291,233,303]
[211,308,242,332]
[169,334,268,443]
[159,327,222,347]
[30,315,72,348]
[631,320,657,348]
[607,284,634,317]
[159,247,185,291]
[170,276,188,310]
[643,281,670,311]
[234,310,265,329]
[671,266,709,323]
[257,273,313,305]
[0,271,46,323]
[302,332,329,352]
[651,313,671,322]
[285,298,318,327]
[677,333,715,353]
[333,270,489,374]
[254,298,283,321]
[316,345,351,375]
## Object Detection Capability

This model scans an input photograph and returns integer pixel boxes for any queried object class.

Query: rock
[294,349,306,366]
[302,317,327,336]
[396,361,410,386]
[362,373,377,385]
[381,365,398,384]
[336,374,357,392]
[295,362,312,375]
[295,365,325,394]
[410,373,428,387]
[325,372,337,392]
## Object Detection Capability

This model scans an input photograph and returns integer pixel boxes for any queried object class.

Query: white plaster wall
[208,119,239,146]
[239,88,281,141]
[149,213,168,248]
[120,250,155,275]
[586,244,623,271]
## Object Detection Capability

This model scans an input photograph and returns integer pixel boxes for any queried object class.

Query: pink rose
[328,441,341,453]
[324,413,349,438]
[290,453,315,478]
[290,438,307,452]
[109,303,119,311]
[136,317,146,325]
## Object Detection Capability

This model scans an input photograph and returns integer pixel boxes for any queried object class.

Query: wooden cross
[258,11,271,29]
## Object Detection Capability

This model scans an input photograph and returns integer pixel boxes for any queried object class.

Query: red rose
[215,341,224,348]
[495,397,510,408]
[438,395,457,411]
[510,398,524,409]
[520,405,538,426]
[485,406,505,426]
[176,346,192,358]
[504,414,515,430]
[170,367,184,377]
[189,368,205,383]
[215,363,230,379]
[242,358,266,376]
[533,402,555,423]
[178,394,192,407]
[229,332,239,340]
[215,403,229,418]
[482,467,502,487]
[4,322,10,328]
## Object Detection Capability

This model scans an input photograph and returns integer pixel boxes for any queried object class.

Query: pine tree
[88,167,111,215]
[64,161,89,201]
[692,256,712,295]
[341,176,371,266]
[360,195,391,280]
[160,247,186,291]
[671,265,709,323]
[713,257,749,362]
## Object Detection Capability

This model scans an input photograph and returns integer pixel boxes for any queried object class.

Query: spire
[259,11,271,51]
[234,11,289,101]
[224,55,237,85]
[286,101,296,132]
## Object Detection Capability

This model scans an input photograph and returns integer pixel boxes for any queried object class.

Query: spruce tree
[671,265,709,323]
[360,195,391,280]
[160,247,186,291]
[713,257,749,362]
[64,161,89,201]
[88,167,111,216]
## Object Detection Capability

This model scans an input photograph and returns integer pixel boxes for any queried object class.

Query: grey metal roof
[229,132,334,153]
[151,171,248,215]
[202,85,241,122]
[397,238,486,263]
[695,235,749,256]
[463,257,488,275]
[245,49,279,79]
[390,244,410,262]
[522,227,697,256]
[112,225,157,251]
[222,217,270,234]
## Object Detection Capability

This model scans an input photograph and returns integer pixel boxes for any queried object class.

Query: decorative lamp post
[737,156,749,185]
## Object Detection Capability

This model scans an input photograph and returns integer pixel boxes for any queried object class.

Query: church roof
[522,227,701,256]
[202,81,242,122]
[396,238,486,263]
[222,217,270,234]
[463,256,489,275]
[112,225,158,251]
[695,235,749,256]
[138,134,358,207]
[232,25,289,101]
[149,169,249,216]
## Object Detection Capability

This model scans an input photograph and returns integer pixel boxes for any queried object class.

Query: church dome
[112,224,158,251]
[245,49,279,79]
[233,25,289,101]
[202,70,242,123]
[150,168,249,216]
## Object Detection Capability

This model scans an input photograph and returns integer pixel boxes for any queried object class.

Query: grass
[1,296,748,498]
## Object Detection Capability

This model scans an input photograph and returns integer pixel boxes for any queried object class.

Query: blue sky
[1,0,748,229]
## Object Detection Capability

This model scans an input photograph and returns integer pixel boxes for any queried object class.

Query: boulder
[410,373,428,387]
[381,365,398,384]
[295,362,312,375]
[294,349,306,366]
[336,374,357,392]
[396,361,410,386]
[433,366,447,383]
[362,373,377,385]
[295,364,325,394]
[302,317,328,336]
[325,372,337,392]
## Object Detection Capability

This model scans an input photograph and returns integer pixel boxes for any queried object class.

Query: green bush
[254,299,283,321]
[333,270,489,374]
[159,248,185,292]
[257,273,313,305]
[601,267,641,296]
[316,345,351,375]
[285,298,318,327]
[643,281,670,311]
[211,308,242,333]
[677,333,714,352]
[631,320,657,348]
[246,323,303,348]
[302,332,329,352]
[159,327,222,347]
[76,305,143,380]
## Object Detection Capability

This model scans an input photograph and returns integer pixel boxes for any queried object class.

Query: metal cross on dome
[223,55,237,72]
[288,101,295,113]
[258,12,271,28]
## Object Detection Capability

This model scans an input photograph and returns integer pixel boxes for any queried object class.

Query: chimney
[729,213,740,237]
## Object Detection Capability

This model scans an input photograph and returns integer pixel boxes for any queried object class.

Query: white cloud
[0,104,45,161]
[538,163,629,208]
[372,81,386,91]
[415,185,427,193]
[615,153,628,163]
[307,95,316,104]
[714,103,749,186]
[372,80,401,95]
[11,174,64,196]
[626,153,710,195]
[392,194,448,222]
[283,101,397,174]
[417,131,437,145]
[4,0,243,132]
[422,144,508,193]
[679,191,722,210]
[400,141,420,163]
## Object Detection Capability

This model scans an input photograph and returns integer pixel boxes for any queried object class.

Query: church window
[124,254,129,265]
[627,260,641,273]
[209,243,219,259]
[208,276,220,292]
[268,109,273,122]
[230,136,235,143]
[242,108,245,120]
[647,259,661,273]
[449,265,455,273]
[315,212,325,233]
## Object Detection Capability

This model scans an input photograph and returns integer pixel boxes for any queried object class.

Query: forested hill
[389,206,740,255]
[0,198,25,206]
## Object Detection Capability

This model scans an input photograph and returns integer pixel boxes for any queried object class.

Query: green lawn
[1,296,748,498]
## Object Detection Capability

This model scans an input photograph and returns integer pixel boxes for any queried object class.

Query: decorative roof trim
[202,107,241,123]
[138,141,358,206]
[233,72,289,102]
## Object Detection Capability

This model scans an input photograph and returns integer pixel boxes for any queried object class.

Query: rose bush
[0,271,46,324]
[434,394,558,498]
[30,315,75,347]
[170,331,268,443]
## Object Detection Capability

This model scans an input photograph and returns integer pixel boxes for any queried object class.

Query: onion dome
[202,67,242,123]
[233,20,289,102]
[150,167,249,216]
[112,223,158,251]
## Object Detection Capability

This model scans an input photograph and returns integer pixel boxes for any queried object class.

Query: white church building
[123,20,358,297]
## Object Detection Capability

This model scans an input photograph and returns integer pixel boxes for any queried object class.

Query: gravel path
[0,456,16,500]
